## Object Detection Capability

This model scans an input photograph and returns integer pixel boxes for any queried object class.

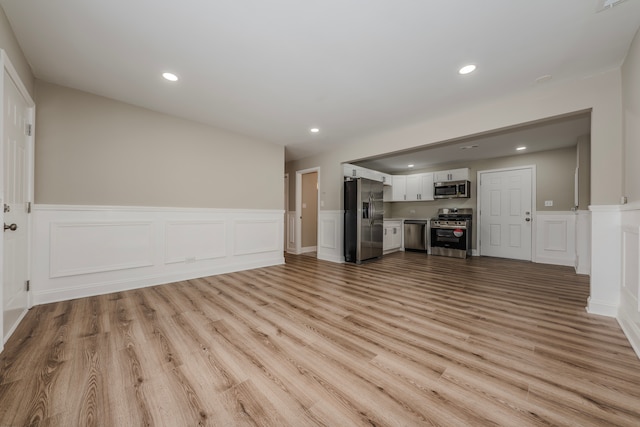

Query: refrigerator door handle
[370,194,375,226]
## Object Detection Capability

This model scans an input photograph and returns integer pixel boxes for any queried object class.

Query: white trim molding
[587,204,622,317]
[286,211,298,254]
[31,205,284,305]
[317,210,344,263]
[618,205,640,358]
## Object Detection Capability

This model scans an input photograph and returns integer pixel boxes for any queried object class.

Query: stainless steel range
[430,208,473,259]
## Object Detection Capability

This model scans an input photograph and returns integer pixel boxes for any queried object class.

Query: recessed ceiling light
[596,0,628,12]
[162,72,178,82]
[516,146,527,151]
[310,128,320,133]
[407,164,414,168]
[459,65,476,75]
[535,74,553,84]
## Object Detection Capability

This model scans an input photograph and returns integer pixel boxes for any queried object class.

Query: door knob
[525,218,531,222]
[4,223,17,231]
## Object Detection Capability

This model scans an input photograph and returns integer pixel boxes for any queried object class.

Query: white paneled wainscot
[618,203,640,357]
[32,205,285,305]
[535,212,577,267]
[317,210,344,263]
[286,210,344,263]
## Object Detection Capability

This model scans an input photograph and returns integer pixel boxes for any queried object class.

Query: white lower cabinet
[383,220,403,253]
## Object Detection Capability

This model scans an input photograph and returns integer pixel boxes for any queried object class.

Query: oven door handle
[432,225,468,230]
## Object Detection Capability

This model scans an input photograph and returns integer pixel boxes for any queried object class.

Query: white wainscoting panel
[50,221,154,278]
[588,206,621,317]
[165,221,226,264]
[32,205,284,305]
[317,210,344,263]
[618,204,640,358]
[535,212,576,267]
[233,219,280,255]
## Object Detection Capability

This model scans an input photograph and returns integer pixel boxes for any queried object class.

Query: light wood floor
[1,252,640,426]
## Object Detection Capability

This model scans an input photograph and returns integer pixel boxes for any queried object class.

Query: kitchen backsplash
[386,198,476,219]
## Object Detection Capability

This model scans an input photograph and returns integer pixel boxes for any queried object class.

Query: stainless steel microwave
[433,180,471,199]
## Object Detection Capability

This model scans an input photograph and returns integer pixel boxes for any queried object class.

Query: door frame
[284,173,289,251]
[476,165,537,261]
[0,50,36,348]
[295,167,320,255]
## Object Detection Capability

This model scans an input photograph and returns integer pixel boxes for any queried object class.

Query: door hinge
[26,123,32,136]
[26,201,32,213]
[26,280,30,292]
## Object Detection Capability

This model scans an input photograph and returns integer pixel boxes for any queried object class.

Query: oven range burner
[430,208,473,259]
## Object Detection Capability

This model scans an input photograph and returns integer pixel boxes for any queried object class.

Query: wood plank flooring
[1,252,640,426]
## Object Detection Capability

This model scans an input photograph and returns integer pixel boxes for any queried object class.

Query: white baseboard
[2,308,29,346]
[586,297,619,317]
[301,246,317,254]
[31,205,284,305]
[618,309,640,360]
[33,257,283,305]
[535,255,575,267]
[317,252,345,263]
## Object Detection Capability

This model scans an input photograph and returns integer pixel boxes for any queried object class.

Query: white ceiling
[2,1,639,162]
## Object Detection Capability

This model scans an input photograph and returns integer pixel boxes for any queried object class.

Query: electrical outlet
[409,209,416,214]
[544,200,553,207]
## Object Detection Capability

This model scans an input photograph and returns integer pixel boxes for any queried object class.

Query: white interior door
[3,68,31,342]
[479,167,533,260]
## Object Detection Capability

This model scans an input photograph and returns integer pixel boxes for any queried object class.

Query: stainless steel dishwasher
[403,219,430,253]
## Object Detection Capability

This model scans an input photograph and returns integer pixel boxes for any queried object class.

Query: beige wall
[576,134,591,210]
[301,172,318,247]
[0,6,33,97]
[34,81,284,209]
[287,69,623,211]
[622,27,640,203]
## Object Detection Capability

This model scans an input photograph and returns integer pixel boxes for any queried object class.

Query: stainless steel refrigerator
[344,177,384,263]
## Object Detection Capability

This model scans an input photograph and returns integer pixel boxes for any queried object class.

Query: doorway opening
[295,167,320,257]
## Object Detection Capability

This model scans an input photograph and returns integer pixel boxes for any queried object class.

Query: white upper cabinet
[392,175,407,201]
[343,163,361,179]
[342,163,390,184]
[405,174,421,201]
[421,173,434,201]
[434,168,470,182]
[388,173,434,202]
